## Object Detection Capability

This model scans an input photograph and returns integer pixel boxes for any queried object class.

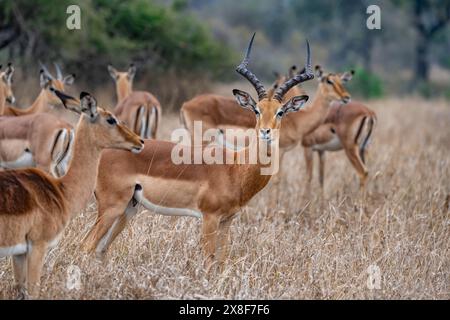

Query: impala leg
[95,196,140,258]
[344,146,368,192]
[318,150,325,195]
[303,147,314,199]
[216,215,234,269]
[201,214,220,272]
[12,253,27,298]
[26,242,48,298]
[83,203,128,257]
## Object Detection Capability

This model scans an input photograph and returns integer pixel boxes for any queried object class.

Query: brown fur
[0,99,143,298]
[302,100,377,190]
[109,66,162,139]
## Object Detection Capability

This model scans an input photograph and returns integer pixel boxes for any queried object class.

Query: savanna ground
[0,87,449,299]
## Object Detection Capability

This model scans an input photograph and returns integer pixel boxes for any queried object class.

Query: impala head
[53,90,144,153]
[39,62,75,105]
[315,65,354,103]
[233,33,313,142]
[0,63,15,104]
[107,64,136,97]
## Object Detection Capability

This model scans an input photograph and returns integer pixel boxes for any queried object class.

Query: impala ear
[107,64,118,80]
[127,63,136,80]
[341,70,355,82]
[63,73,75,85]
[5,63,14,82]
[80,91,98,121]
[232,89,258,112]
[39,70,52,89]
[281,95,309,114]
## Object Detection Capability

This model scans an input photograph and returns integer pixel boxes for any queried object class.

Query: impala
[0,91,143,298]
[180,61,353,204]
[302,66,376,191]
[0,67,75,176]
[108,64,161,139]
[82,34,314,268]
[3,64,75,119]
[0,63,15,115]
[0,113,74,177]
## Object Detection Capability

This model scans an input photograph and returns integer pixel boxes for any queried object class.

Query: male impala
[181,61,353,204]
[0,68,75,176]
[82,34,314,268]
[0,91,143,298]
[108,64,161,139]
[0,63,15,115]
[302,66,376,191]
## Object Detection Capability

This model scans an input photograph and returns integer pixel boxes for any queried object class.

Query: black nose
[139,139,144,144]
[342,96,351,103]
[260,128,271,134]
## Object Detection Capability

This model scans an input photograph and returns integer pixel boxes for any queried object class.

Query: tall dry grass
[0,96,448,299]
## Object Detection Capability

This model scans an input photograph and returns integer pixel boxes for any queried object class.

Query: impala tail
[133,183,202,219]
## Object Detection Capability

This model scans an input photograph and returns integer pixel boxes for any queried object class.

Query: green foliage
[0,0,235,82]
[347,68,384,99]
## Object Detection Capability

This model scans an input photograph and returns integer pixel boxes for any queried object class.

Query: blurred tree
[392,0,450,83]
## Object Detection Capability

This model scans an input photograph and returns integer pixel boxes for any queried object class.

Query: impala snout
[342,95,351,104]
[259,128,272,141]
[6,95,15,104]
[132,139,145,154]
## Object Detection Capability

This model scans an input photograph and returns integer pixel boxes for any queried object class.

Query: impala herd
[0,33,376,298]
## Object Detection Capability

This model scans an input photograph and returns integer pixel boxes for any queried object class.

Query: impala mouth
[341,96,351,104]
[131,145,144,154]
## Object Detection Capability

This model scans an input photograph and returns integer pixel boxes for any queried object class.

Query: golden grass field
[0,92,449,299]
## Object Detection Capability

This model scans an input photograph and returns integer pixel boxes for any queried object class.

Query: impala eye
[327,79,333,85]
[254,108,261,116]
[107,117,117,125]
[276,110,284,118]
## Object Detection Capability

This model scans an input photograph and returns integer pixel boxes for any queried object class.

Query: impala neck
[116,80,132,104]
[291,86,334,139]
[59,115,103,214]
[234,135,275,204]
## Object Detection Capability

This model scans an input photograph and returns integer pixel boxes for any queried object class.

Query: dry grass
[0,96,449,299]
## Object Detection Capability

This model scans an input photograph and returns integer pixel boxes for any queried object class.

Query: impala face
[107,64,136,98]
[233,33,313,143]
[233,90,309,142]
[54,90,144,153]
[40,69,75,106]
[316,65,354,103]
[0,63,15,104]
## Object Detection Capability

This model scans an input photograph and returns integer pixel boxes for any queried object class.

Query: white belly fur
[312,135,343,152]
[0,243,27,257]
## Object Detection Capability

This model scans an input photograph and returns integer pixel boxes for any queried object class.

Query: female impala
[82,34,314,268]
[0,63,15,115]
[302,66,376,191]
[0,68,76,176]
[108,64,161,139]
[0,91,143,298]
[180,62,353,204]
[0,113,74,177]
[3,64,75,118]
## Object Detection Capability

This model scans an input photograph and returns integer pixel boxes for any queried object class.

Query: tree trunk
[415,32,429,82]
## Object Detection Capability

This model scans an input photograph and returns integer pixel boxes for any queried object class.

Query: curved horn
[54,62,63,80]
[236,33,267,101]
[39,61,53,79]
[273,40,314,102]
